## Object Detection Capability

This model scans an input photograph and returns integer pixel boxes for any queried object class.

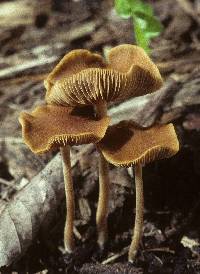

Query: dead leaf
[0,153,78,267]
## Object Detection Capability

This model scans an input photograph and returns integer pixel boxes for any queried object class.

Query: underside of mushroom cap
[45,45,163,106]
[46,68,130,106]
[97,121,179,167]
[19,105,110,154]
[45,49,106,91]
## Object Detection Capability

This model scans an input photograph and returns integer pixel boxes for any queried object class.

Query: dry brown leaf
[0,153,78,267]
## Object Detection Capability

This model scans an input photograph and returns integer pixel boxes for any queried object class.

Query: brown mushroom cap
[108,44,163,99]
[45,45,163,106]
[19,105,110,154]
[97,121,179,167]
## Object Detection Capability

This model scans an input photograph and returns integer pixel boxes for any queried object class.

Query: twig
[101,246,129,264]
[0,56,58,80]
[0,137,24,144]
[73,226,83,241]
[0,178,14,187]
[143,247,175,255]
[0,73,48,85]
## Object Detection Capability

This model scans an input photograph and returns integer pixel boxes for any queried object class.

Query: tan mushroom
[45,46,162,106]
[19,44,166,255]
[19,105,109,154]
[97,121,179,262]
[19,105,110,252]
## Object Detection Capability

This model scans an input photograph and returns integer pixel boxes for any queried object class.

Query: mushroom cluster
[19,44,179,262]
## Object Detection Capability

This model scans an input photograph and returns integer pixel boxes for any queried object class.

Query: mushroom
[19,44,166,255]
[97,121,179,262]
[19,105,110,252]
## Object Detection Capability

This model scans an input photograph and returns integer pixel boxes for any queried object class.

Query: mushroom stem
[97,152,110,248]
[95,101,110,248]
[95,100,107,118]
[128,163,144,262]
[60,145,75,253]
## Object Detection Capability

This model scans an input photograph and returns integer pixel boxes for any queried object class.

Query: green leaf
[115,0,132,18]
[114,0,163,53]
[135,11,163,34]
[130,0,154,16]
[115,0,154,18]
[133,12,163,52]
[134,17,150,52]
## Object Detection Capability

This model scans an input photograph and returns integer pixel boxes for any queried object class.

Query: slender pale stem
[97,152,110,248]
[60,145,75,253]
[95,101,110,248]
[128,163,144,262]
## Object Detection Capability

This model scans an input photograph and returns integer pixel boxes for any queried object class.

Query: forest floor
[0,0,200,273]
